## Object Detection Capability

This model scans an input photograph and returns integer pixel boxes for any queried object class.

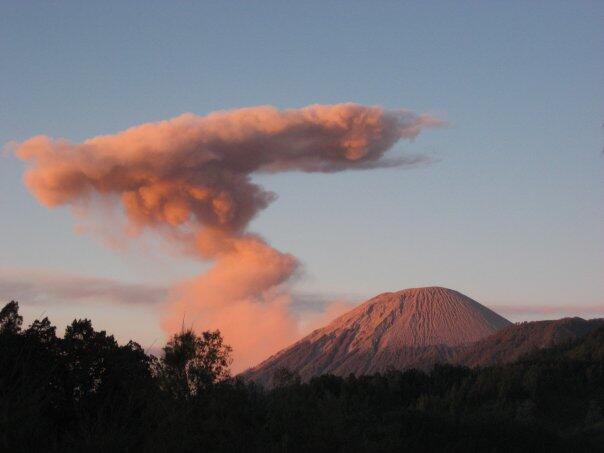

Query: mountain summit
[244,287,511,384]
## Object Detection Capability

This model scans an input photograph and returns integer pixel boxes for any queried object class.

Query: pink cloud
[14,103,441,369]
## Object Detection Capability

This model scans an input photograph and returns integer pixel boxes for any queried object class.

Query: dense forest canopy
[1,300,603,452]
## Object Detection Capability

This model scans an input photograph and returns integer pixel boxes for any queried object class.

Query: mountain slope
[244,287,511,385]
[452,317,604,367]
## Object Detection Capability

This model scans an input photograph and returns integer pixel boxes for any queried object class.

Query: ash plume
[14,103,440,370]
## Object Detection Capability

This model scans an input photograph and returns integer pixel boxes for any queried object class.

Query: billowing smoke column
[14,103,440,370]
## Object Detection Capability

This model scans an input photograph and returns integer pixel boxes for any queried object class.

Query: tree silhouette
[0,301,22,335]
[159,329,232,398]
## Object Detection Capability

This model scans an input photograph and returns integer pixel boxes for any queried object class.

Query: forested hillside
[1,300,603,452]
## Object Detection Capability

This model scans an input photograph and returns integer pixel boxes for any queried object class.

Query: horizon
[1,1,603,372]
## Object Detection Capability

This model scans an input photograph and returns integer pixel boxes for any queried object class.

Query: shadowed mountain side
[243,287,510,385]
[245,341,456,385]
[245,316,604,386]
[452,317,604,367]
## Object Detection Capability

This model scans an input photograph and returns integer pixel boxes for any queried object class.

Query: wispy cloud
[492,304,604,317]
[0,268,167,306]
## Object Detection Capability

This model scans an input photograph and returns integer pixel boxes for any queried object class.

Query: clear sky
[1,1,603,354]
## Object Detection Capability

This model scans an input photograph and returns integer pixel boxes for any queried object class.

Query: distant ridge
[452,317,604,367]
[244,287,511,385]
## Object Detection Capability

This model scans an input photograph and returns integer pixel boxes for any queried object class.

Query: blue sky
[1,1,603,347]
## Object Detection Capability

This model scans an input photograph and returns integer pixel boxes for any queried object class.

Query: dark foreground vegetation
[1,301,603,452]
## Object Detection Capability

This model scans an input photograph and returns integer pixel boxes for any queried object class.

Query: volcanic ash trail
[14,103,441,370]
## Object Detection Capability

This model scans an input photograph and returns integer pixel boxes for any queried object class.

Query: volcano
[244,287,511,385]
